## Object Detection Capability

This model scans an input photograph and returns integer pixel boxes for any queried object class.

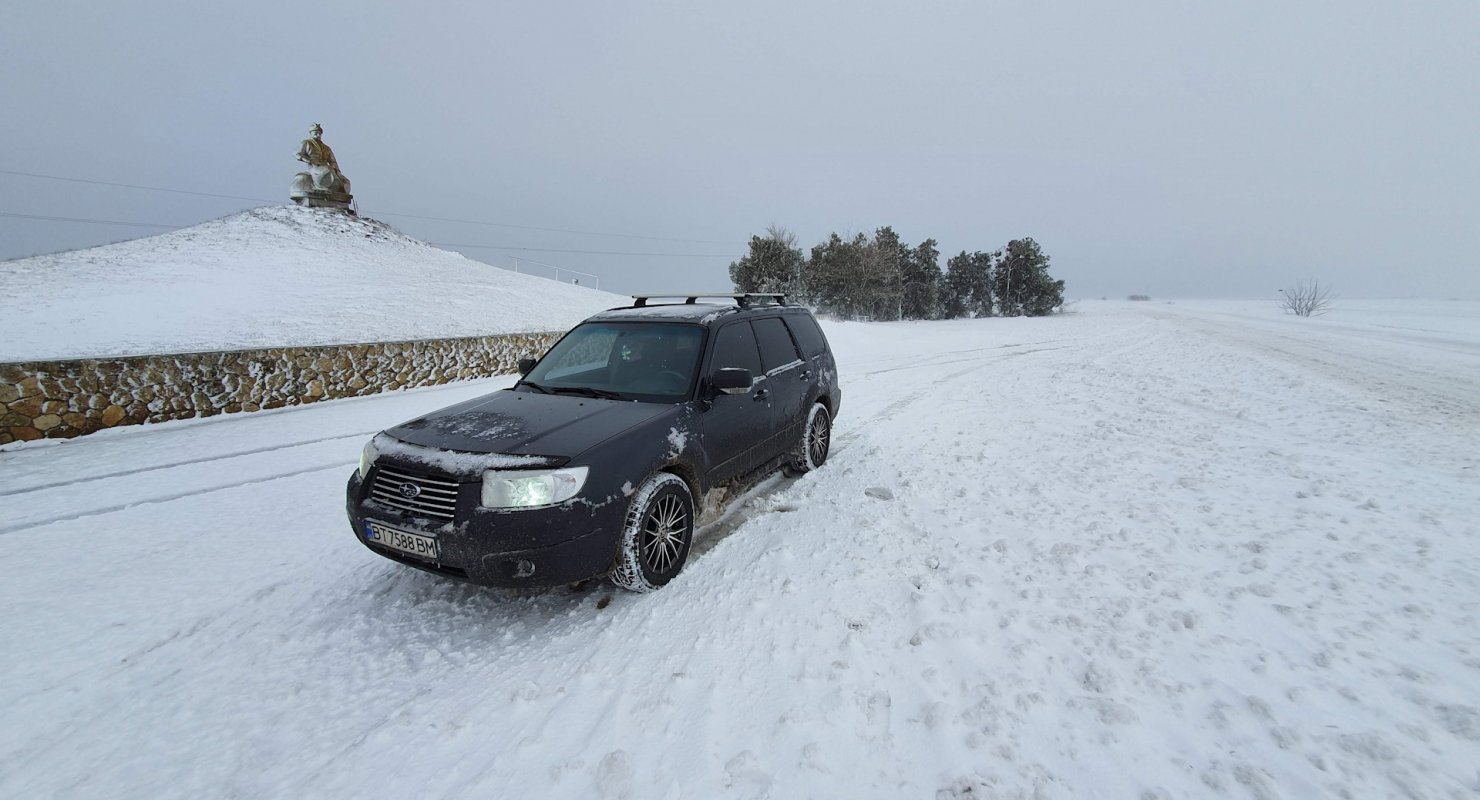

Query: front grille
[369,465,460,520]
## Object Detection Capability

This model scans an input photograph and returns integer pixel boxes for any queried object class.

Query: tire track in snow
[1153,311,1480,479]
[858,339,1072,376]
[0,430,376,498]
[0,460,353,536]
[834,345,1068,454]
[688,342,1075,559]
[666,342,1073,561]
[1155,311,1480,426]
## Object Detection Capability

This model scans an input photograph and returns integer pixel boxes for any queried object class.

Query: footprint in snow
[1068,696,1139,725]
[800,742,830,773]
[864,486,894,500]
[723,750,773,793]
[1435,704,1480,741]
[594,750,634,800]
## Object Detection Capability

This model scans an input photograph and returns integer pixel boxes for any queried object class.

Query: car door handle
[753,388,769,401]
[800,370,812,380]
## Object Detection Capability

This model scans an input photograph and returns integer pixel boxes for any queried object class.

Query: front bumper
[345,468,624,588]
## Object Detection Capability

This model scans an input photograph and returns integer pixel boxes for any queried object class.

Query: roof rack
[631,292,787,308]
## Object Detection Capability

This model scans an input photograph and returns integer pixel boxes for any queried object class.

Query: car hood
[383,389,676,461]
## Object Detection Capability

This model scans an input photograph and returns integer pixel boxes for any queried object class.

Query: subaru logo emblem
[399,482,421,499]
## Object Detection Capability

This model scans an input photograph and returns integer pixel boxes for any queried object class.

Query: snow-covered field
[2,300,1477,799]
[0,205,625,361]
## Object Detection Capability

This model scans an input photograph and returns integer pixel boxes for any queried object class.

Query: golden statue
[290,123,354,210]
[296,124,341,171]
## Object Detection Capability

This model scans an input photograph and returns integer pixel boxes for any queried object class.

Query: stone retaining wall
[0,331,562,445]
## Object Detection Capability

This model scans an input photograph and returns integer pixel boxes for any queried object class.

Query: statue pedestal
[290,191,355,211]
[290,165,354,212]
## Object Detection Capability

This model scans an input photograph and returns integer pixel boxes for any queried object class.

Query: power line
[0,169,276,204]
[0,211,738,259]
[432,242,737,258]
[510,254,595,275]
[2,167,745,246]
[0,211,178,229]
[365,209,741,246]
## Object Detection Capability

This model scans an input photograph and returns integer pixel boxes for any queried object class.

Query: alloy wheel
[641,493,688,574]
[808,410,831,467]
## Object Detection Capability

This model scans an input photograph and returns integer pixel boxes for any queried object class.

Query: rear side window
[783,314,828,359]
[710,322,762,374]
[753,317,801,371]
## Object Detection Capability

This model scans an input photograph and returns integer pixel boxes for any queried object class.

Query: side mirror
[710,367,753,395]
[517,357,537,376]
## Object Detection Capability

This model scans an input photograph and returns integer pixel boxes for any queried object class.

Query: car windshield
[521,322,704,403]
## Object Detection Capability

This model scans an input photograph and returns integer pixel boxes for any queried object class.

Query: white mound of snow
[0,205,628,361]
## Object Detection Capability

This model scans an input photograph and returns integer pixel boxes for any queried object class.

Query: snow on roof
[0,205,628,361]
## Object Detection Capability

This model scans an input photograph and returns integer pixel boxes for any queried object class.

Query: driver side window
[542,326,619,379]
[711,322,762,376]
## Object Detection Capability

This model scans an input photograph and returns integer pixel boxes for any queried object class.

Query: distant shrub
[1127,294,1151,301]
[1279,281,1333,317]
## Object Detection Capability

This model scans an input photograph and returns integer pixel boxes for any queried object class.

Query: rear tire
[610,472,695,592]
[783,402,831,476]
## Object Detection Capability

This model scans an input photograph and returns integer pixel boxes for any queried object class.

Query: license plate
[364,520,439,561]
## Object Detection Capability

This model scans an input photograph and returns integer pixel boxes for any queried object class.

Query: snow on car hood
[382,389,676,463]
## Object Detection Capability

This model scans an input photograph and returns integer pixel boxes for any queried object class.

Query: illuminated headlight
[481,466,589,509]
[358,440,379,479]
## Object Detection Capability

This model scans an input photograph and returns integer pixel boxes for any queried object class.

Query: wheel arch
[660,460,703,506]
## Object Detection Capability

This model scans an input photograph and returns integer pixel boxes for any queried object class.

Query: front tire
[784,402,831,476]
[610,472,695,592]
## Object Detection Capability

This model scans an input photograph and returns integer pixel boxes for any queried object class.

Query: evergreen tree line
[728,226,1065,320]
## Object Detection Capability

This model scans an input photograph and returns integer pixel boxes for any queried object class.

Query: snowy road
[3,301,1478,799]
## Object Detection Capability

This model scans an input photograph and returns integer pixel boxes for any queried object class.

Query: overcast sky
[3,1,1476,299]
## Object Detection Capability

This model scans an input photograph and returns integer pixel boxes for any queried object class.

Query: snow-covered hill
[2,302,1478,798]
[0,205,627,361]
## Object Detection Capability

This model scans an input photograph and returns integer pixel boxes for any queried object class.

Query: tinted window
[783,314,828,359]
[753,317,801,371]
[710,322,762,375]
[525,322,703,402]
[538,324,620,379]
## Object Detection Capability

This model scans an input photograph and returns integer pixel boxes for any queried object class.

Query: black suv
[345,293,840,592]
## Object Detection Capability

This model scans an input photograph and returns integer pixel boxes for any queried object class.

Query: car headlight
[481,466,589,509]
[358,440,379,479]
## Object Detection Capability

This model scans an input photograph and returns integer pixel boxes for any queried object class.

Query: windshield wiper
[516,380,552,394]
[549,386,626,400]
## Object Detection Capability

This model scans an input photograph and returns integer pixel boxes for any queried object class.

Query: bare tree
[1279,280,1334,317]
